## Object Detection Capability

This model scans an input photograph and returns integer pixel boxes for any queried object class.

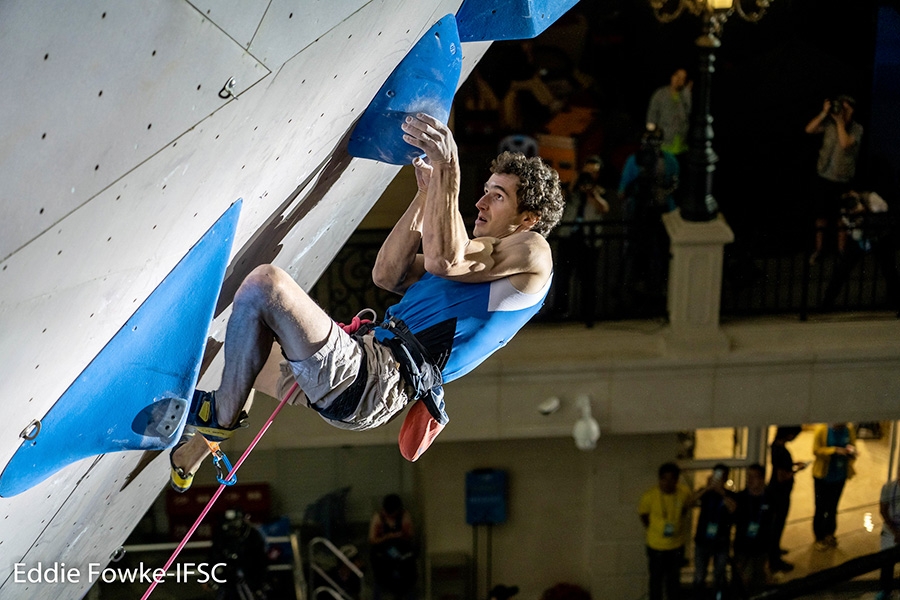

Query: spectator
[692,464,737,600]
[568,155,610,220]
[620,125,679,215]
[499,41,565,134]
[646,68,692,159]
[369,494,417,600]
[733,464,775,596]
[619,124,679,314]
[318,545,364,600]
[811,423,858,551]
[553,155,609,323]
[209,508,270,600]
[804,95,863,265]
[820,191,900,313]
[639,462,694,600]
[766,426,807,573]
[878,474,900,600]
[498,134,540,159]
[491,584,521,600]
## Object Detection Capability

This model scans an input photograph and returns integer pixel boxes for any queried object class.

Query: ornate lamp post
[648,0,771,349]
[650,0,771,221]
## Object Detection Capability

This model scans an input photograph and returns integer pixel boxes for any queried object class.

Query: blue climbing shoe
[168,390,247,493]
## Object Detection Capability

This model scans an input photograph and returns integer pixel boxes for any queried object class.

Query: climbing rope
[140,381,298,600]
[142,314,373,599]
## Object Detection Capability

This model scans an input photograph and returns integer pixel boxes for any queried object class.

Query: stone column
[662,209,734,352]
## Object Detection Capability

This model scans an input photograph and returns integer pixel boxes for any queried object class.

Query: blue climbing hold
[456,0,579,42]
[0,201,241,497]
[348,15,462,165]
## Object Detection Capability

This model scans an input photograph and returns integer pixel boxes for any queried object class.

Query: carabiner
[203,438,237,486]
[211,448,237,486]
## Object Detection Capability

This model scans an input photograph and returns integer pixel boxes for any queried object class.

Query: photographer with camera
[691,464,737,600]
[619,124,679,315]
[209,508,270,600]
[551,156,609,324]
[805,95,864,265]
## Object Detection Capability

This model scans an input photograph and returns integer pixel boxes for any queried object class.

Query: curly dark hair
[490,151,565,237]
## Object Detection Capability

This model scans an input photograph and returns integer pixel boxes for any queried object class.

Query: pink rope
[141,381,299,600]
[337,316,371,334]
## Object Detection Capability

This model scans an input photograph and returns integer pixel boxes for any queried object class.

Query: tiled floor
[770,426,898,599]
[691,424,898,599]
[775,427,893,584]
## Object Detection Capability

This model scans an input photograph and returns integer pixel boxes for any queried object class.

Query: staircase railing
[307,536,364,600]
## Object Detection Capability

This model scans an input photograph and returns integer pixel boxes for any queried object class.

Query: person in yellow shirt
[811,423,857,550]
[638,462,694,600]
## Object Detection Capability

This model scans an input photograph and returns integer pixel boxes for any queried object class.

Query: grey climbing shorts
[276,322,409,431]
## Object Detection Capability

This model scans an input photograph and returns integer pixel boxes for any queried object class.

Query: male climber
[170,113,565,491]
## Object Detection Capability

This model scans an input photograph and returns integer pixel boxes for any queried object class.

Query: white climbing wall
[0,1,492,597]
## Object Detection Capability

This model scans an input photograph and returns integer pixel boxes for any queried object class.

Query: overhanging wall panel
[0,2,479,596]
[0,0,462,462]
[0,0,506,599]
[0,0,268,260]
[0,453,153,595]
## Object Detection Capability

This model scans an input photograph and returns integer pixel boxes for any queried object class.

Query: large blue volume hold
[456,0,579,42]
[348,15,462,165]
[0,201,242,497]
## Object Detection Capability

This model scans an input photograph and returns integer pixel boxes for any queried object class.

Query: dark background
[457,0,900,254]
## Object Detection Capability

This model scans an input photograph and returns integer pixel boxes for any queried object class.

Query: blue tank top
[375,273,551,383]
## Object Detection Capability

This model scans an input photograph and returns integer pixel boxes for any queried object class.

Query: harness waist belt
[377,317,449,426]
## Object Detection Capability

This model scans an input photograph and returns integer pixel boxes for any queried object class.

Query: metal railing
[749,544,900,599]
[309,221,900,325]
[306,536,364,600]
[722,227,900,321]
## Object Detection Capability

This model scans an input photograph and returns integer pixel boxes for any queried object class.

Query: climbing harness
[340,310,448,425]
[379,316,449,425]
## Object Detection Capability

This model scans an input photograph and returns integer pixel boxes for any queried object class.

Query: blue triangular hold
[0,201,242,497]
[456,0,579,42]
[348,15,462,165]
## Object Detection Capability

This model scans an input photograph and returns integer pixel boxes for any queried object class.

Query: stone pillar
[662,209,734,352]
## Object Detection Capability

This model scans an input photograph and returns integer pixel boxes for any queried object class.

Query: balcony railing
[309,221,900,325]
